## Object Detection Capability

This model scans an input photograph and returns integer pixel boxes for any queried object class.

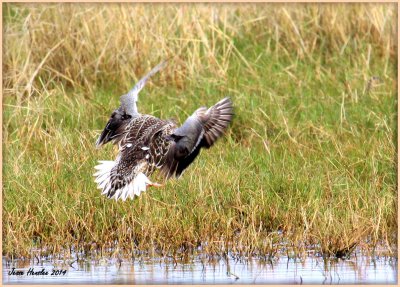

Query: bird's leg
[147,182,164,188]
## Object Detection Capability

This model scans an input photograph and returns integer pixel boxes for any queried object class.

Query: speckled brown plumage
[94,62,233,201]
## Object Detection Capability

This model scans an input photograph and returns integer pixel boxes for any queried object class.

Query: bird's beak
[95,128,111,148]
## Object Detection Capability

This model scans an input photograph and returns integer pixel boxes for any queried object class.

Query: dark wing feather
[175,142,202,177]
[201,97,234,148]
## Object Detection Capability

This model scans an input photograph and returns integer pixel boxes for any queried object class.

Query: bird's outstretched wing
[120,60,168,117]
[161,97,233,178]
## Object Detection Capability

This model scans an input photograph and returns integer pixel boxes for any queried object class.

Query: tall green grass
[2,3,397,259]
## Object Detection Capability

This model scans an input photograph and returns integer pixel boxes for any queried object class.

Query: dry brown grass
[3,3,396,98]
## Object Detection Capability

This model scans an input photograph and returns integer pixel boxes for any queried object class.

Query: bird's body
[94,61,233,201]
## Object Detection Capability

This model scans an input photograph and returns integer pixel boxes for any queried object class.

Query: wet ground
[3,253,397,284]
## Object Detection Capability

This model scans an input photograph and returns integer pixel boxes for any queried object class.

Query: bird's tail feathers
[94,160,151,201]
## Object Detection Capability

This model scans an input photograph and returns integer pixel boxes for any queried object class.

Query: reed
[3,3,397,259]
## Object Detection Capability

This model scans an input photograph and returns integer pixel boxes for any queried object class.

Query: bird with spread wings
[94,61,233,201]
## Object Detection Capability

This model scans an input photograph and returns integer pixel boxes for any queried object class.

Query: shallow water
[3,254,397,284]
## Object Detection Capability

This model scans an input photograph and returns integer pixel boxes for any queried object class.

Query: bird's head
[95,106,133,148]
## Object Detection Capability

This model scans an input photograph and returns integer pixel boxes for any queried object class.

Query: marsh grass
[2,3,397,259]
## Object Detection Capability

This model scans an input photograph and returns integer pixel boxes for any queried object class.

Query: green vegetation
[3,3,397,259]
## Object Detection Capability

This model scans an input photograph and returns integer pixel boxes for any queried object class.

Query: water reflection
[3,253,397,284]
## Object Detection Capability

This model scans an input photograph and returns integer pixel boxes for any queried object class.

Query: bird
[94,61,233,201]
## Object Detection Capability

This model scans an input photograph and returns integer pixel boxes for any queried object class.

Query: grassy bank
[3,3,397,259]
